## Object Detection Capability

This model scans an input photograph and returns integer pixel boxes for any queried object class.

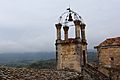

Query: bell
[68,13,73,21]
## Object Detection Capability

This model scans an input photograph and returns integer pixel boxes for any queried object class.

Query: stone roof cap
[96,37,120,48]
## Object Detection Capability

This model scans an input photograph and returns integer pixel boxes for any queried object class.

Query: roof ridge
[98,37,120,47]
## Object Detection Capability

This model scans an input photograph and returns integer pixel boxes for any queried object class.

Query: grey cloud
[0,0,120,53]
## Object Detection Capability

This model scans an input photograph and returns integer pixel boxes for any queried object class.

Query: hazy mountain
[0,50,98,67]
[0,52,55,64]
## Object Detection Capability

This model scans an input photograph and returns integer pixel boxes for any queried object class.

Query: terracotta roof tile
[99,37,120,47]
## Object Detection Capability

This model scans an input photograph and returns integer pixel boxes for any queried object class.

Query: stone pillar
[74,20,81,39]
[55,23,62,40]
[81,23,86,42]
[63,26,69,40]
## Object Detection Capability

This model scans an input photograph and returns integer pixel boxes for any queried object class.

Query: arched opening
[69,26,75,38]
[66,20,75,39]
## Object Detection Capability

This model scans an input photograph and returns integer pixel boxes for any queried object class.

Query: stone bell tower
[55,8,87,72]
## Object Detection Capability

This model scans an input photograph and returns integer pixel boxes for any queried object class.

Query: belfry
[55,8,87,72]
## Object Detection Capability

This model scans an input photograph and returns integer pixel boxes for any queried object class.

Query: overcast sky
[0,0,120,53]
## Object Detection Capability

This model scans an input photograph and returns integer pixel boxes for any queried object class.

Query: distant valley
[0,50,97,68]
[0,52,55,66]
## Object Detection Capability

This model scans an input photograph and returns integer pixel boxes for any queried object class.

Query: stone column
[55,23,62,40]
[81,23,86,42]
[74,20,81,39]
[63,26,69,40]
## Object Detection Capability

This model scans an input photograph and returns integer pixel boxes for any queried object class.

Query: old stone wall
[98,46,120,80]
[57,43,81,72]
[99,47,120,66]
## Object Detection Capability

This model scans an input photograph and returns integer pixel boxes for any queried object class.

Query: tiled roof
[0,67,82,80]
[98,37,120,47]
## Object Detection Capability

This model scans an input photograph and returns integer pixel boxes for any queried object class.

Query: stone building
[95,37,120,67]
[55,8,87,72]
[95,37,120,79]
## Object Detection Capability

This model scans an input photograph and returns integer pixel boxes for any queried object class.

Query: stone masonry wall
[98,47,120,80]
[57,43,81,72]
[99,47,120,66]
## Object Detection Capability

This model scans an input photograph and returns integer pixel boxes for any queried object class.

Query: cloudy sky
[0,0,120,53]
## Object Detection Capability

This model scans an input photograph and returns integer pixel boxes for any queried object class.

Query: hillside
[0,51,98,68]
